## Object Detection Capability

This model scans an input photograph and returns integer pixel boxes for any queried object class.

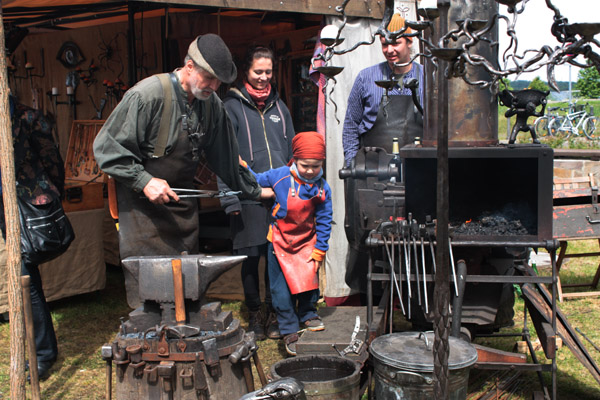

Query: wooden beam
[137,0,384,19]
[472,343,527,364]
[0,11,28,399]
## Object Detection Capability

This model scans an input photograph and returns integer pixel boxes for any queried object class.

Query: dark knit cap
[187,34,237,84]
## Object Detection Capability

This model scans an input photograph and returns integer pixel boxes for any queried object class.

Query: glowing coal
[452,212,529,236]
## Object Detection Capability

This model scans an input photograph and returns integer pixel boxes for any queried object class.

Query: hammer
[171,259,200,337]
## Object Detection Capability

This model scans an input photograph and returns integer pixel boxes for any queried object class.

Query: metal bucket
[270,355,361,399]
[369,332,477,400]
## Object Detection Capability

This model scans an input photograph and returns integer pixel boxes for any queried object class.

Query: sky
[498,0,600,83]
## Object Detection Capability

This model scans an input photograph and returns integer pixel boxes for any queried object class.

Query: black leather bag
[18,196,75,265]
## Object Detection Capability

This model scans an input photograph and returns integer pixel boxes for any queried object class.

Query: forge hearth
[399,145,554,243]
[452,212,530,236]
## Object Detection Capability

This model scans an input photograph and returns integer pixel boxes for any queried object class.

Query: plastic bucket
[369,332,478,400]
[270,355,361,399]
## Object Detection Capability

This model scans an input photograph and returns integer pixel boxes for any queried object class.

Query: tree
[576,66,600,99]
[528,76,550,92]
[499,78,513,91]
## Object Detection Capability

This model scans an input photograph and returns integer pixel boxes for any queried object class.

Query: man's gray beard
[191,87,210,100]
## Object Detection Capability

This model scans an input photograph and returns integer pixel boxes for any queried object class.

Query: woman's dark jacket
[219,84,295,213]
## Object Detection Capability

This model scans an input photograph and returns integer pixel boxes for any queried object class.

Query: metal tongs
[171,188,241,198]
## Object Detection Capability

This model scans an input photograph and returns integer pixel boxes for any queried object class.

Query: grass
[499,99,600,148]
[1,245,599,399]
[468,240,600,399]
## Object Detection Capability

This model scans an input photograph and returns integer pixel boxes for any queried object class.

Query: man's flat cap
[187,34,237,84]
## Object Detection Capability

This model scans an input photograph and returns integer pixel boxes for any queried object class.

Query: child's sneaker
[302,316,325,332]
[284,333,299,356]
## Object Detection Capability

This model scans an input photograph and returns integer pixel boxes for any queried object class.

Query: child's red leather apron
[272,175,325,295]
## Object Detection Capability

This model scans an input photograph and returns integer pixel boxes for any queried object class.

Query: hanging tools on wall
[15,49,46,109]
[47,83,80,121]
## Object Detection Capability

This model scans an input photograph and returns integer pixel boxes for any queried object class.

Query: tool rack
[364,228,562,400]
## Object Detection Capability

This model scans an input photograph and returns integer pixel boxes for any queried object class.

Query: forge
[401,145,554,243]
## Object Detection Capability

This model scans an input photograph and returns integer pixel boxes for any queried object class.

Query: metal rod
[413,233,422,306]
[450,260,467,338]
[402,226,412,319]
[551,247,557,400]
[366,238,558,248]
[448,238,459,294]
[522,305,550,398]
[384,235,394,333]
[421,237,429,314]
[429,237,437,274]
[575,327,600,353]
[433,2,451,398]
[367,252,373,332]
[396,230,404,310]
[384,234,405,316]
[369,273,553,284]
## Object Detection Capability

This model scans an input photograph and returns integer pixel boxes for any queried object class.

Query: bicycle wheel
[583,116,600,140]
[550,117,571,139]
[534,116,550,137]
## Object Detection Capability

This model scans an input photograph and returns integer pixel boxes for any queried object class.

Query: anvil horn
[197,254,247,300]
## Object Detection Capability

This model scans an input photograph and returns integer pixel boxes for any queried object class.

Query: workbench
[0,207,114,313]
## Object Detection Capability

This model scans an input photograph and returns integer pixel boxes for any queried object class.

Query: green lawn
[499,99,600,148]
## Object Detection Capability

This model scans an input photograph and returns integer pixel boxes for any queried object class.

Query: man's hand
[260,187,275,200]
[143,177,179,204]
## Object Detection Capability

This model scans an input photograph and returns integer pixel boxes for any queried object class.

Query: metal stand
[365,236,560,400]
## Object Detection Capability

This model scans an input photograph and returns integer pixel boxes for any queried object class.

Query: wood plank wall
[10,11,319,158]
[9,18,162,158]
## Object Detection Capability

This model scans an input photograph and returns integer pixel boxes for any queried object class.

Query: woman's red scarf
[244,82,271,110]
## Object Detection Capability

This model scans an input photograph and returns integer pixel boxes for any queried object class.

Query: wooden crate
[62,120,106,213]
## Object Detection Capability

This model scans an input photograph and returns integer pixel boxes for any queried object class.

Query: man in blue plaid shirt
[342,13,424,166]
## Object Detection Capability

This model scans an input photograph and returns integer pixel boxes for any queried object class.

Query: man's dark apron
[116,127,200,260]
[361,94,422,150]
[344,94,423,293]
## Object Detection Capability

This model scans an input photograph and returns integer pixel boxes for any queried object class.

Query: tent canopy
[2,0,384,31]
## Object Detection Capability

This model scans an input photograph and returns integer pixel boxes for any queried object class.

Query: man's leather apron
[116,126,200,261]
[344,94,423,292]
[361,94,422,150]
[271,175,326,295]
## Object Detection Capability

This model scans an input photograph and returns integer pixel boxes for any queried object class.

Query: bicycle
[533,106,565,137]
[549,103,599,140]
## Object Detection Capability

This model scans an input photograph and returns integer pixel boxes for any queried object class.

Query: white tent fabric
[323,1,417,299]
[323,17,386,299]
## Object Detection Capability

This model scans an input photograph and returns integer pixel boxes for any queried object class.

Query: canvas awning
[2,0,384,30]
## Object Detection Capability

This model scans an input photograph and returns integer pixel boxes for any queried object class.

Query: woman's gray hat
[187,34,237,84]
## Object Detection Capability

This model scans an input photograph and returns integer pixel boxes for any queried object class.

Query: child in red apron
[248,131,333,355]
